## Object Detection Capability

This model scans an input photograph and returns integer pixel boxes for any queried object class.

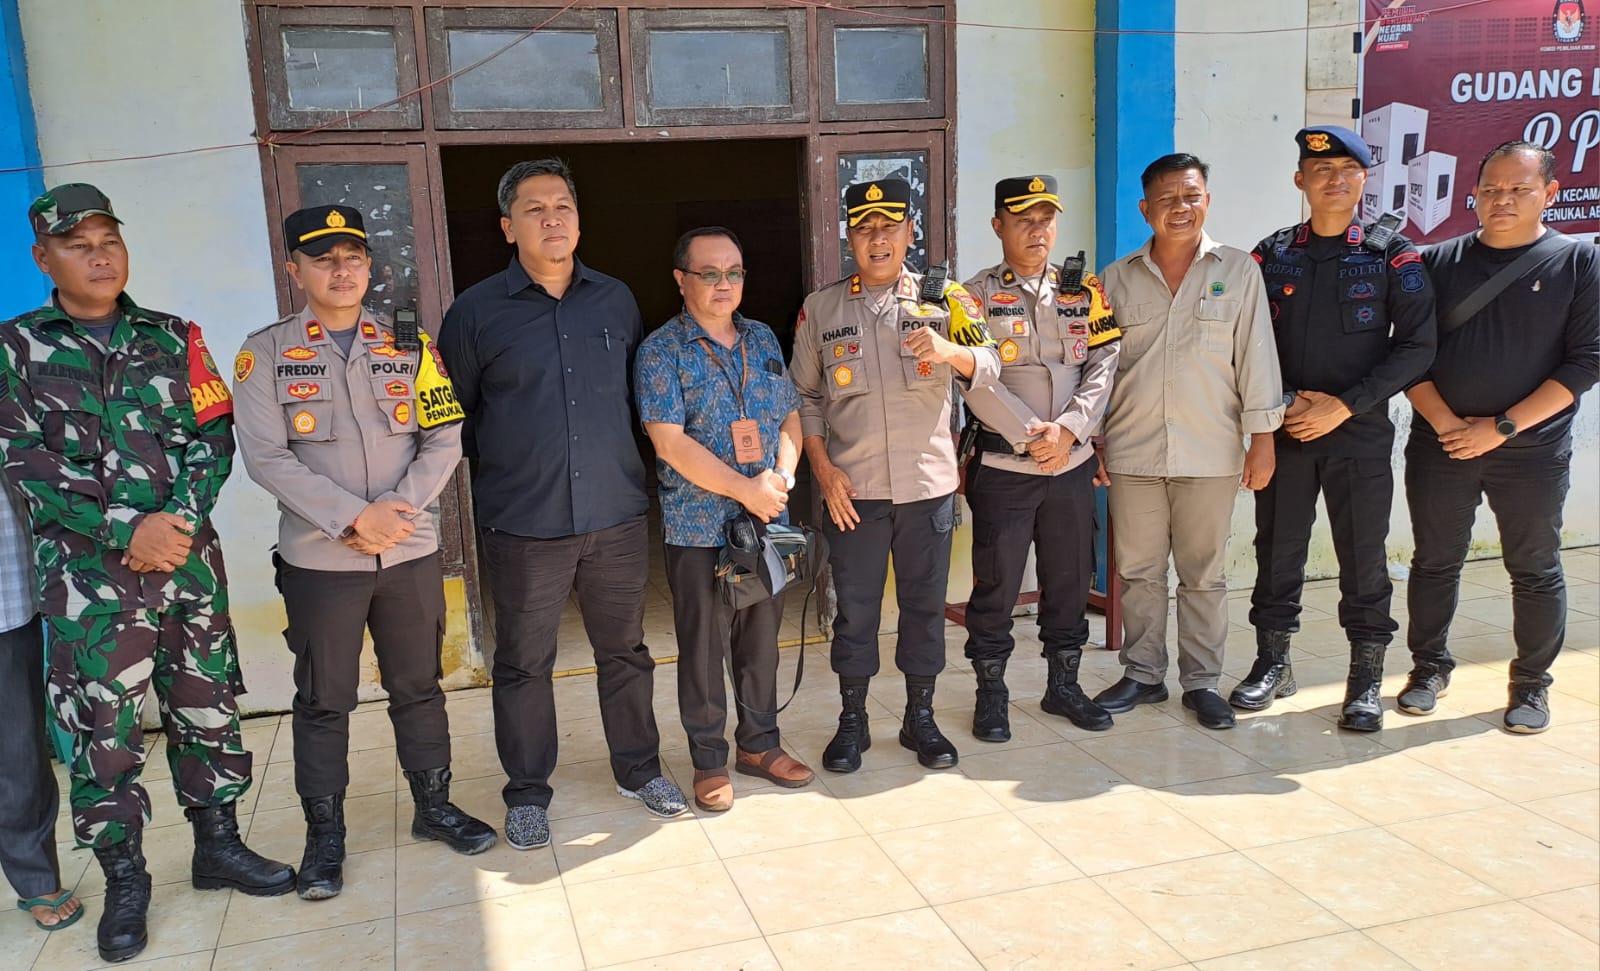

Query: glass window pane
[834,27,928,104]
[296,164,418,317]
[647,30,789,109]
[281,28,401,111]
[448,29,603,112]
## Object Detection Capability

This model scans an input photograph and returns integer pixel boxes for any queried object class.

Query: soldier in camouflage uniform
[0,184,294,964]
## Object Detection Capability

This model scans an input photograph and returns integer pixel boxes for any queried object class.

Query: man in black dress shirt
[1402,141,1599,735]
[438,159,686,851]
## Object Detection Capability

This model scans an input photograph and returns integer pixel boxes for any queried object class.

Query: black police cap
[285,205,369,256]
[994,175,1063,213]
[844,178,911,227]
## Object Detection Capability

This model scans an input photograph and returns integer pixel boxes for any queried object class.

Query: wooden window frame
[817,6,946,122]
[423,6,625,131]
[810,130,948,284]
[258,5,423,131]
[627,7,808,127]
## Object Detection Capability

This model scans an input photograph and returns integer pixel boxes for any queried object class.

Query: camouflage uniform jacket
[0,293,235,617]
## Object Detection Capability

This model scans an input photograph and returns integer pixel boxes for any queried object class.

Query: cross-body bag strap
[1439,232,1574,337]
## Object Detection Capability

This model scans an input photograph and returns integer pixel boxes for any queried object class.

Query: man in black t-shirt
[1403,141,1600,735]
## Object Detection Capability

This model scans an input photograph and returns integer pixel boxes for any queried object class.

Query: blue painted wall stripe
[1094,0,1176,269]
[0,0,46,307]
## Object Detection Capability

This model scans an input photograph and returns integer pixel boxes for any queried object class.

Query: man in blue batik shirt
[636,227,815,813]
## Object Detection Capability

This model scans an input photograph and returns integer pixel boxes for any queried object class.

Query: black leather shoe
[822,681,872,773]
[297,792,346,900]
[1338,642,1386,732]
[187,803,296,896]
[406,767,499,854]
[94,831,151,963]
[1040,650,1113,731]
[900,683,958,769]
[1092,676,1169,714]
[1229,630,1297,711]
[971,658,1011,742]
[1182,689,1237,730]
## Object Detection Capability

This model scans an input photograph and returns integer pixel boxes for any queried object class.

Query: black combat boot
[822,679,872,773]
[900,679,959,769]
[187,803,296,895]
[405,767,498,854]
[1040,648,1113,731]
[971,658,1011,742]
[94,831,152,963]
[297,792,346,900]
[1338,642,1387,732]
[1229,630,1297,711]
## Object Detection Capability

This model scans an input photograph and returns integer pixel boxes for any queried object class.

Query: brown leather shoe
[734,747,815,788]
[692,769,733,812]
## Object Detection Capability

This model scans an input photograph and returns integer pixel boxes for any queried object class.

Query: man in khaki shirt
[960,174,1120,741]
[791,177,1000,773]
[233,205,495,901]
[1094,154,1284,731]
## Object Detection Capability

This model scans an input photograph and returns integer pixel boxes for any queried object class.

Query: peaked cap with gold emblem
[844,177,911,227]
[994,174,1063,213]
[284,204,369,256]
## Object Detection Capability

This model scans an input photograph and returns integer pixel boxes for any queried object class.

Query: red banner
[1360,0,1600,243]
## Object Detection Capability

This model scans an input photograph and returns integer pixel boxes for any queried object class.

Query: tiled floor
[13,550,1600,970]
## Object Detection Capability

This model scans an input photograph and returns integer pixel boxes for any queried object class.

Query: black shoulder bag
[715,512,828,716]
[1438,232,1575,338]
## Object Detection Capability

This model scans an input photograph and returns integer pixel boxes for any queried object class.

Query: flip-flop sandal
[16,890,84,932]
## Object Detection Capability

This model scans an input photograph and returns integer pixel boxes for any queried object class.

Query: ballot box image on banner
[1363,101,1429,166]
[1361,0,1600,244]
[1363,157,1412,226]
[1407,151,1458,235]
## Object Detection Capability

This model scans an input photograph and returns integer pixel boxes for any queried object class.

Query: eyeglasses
[680,268,747,285]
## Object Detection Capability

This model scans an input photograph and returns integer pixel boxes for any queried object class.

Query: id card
[731,419,763,464]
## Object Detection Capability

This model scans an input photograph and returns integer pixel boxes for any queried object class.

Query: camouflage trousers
[45,599,253,848]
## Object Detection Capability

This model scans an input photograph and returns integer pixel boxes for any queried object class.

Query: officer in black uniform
[1241,127,1437,732]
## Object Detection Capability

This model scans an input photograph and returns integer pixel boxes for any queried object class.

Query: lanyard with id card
[694,324,764,465]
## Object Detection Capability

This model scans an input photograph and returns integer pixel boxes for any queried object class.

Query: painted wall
[18,0,297,711]
[0,0,45,306]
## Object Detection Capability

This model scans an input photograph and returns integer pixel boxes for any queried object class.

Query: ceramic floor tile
[243,792,396,866]
[1406,731,1600,801]
[765,908,983,971]
[938,878,1184,970]
[821,762,1008,834]
[724,835,925,934]
[1521,789,1600,841]
[1386,803,1600,898]
[551,806,717,885]
[1014,789,1231,876]
[1192,930,1412,970]
[1289,754,1505,826]
[1365,900,1599,970]
[395,833,562,915]
[1210,710,1391,770]
[564,861,758,967]
[1096,853,1348,962]
[955,738,1135,809]
[694,784,866,858]
[212,918,394,971]
[394,885,582,971]
[1522,884,1600,944]
[0,901,47,971]
[217,847,396,947]
[590,939,781,971]
[34,882,229,970]
[1244,828,1502,928]
[1075,725,1266,788]
[1153,771,1370,850]
[874,813,1082,905]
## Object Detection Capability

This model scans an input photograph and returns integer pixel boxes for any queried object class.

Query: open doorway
[439,139,808,349]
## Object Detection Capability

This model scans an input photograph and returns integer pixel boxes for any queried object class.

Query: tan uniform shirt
[792,269,1001,502]
[1100,233,1284,478]
[964,262,1120,475]
[232,307,463,571]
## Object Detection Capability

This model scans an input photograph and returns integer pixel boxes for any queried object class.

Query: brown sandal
[735,747,815,788]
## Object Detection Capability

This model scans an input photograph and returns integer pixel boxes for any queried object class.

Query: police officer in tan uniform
[961,175,1121,741]
[791,178,1000,773]
[232,205,495,902]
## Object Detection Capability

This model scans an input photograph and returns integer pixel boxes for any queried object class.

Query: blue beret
[1296,126,1372,168]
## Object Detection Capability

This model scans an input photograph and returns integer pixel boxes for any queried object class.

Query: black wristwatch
[1495,414,1518,439]
[1282,390,1298,409]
